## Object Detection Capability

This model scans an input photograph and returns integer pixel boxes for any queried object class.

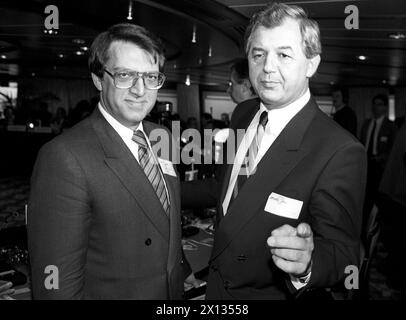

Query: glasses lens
[113,71,165,89]
[114,71,134,89]
[144,72,165,89]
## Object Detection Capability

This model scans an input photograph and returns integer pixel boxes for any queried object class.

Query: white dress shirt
[222,89,311,215]
[98,103,170,204]
[365,115,385,156]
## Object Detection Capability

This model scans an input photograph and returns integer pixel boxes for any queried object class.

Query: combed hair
[244,2,322,59]
[89,23,165,78]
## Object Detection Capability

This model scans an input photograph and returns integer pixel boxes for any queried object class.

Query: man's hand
[184,273,205,291]
[0,281,15,300]
[266,223,314,277]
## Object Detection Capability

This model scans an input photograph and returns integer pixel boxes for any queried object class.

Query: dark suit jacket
[333,105,357,136]
[360,117,397,165]
[28,108,189,299]
[206,97,367,299]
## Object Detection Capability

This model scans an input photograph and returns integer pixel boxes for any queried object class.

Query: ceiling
[0,0,405,94]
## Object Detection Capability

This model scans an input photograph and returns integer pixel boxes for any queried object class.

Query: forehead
[106,41,158,70]
[250,18,303,50]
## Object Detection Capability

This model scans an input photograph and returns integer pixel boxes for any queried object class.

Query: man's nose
[263,55,277,73]
[129,77,145,96]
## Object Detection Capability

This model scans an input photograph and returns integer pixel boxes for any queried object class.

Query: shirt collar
[259,88,310,125]
[98,102,145,141]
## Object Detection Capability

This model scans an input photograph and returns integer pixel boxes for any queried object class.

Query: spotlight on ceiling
[1,55,6,59]
[191,25,197,43]
[185,75,191,86]
[357,55,367,61]
[127,1,133,20]
[75,51,84,56]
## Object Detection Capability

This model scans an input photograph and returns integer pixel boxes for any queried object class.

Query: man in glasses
[28,23,198,299]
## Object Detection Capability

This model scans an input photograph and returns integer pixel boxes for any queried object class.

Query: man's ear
[242,79,251,94]
[91,73,103,91]
[306,54,321,78]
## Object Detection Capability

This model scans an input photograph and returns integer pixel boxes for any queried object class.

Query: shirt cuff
[290,271,311,290]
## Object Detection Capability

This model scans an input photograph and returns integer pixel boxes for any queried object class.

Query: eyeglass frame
[103,68,166,90]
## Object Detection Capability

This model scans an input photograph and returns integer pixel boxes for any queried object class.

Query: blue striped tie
[132,130,170,215]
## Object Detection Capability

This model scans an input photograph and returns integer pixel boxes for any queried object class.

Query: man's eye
[278,53,291,59]
[146,74,158,81]
[252,52,264,59]
[117,72,130,79]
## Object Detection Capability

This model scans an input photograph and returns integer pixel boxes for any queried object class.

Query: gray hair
[244,2,322,59]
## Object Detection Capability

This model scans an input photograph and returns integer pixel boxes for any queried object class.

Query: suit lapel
[211,98,318,260]
[90,109,169,242]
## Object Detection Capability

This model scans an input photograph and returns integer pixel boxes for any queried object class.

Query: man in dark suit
[332,87,357,136]
[206,2,367,299]
[360,94,397,219]
[28,24,197,299]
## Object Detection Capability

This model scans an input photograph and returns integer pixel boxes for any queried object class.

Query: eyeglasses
[104,68,165,90]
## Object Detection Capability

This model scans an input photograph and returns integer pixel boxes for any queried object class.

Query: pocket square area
[264,193,303,219]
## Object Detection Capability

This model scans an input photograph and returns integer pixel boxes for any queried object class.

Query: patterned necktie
[232,110,269,199]
[132,130,170,215]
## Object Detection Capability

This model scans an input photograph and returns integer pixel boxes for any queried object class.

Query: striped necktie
[232,110,269,199]
[132,130,170,215]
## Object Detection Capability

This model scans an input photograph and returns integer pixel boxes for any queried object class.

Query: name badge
[264,192,303,219]
[158,158,177,177]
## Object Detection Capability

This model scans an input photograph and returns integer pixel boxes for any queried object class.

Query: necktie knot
[259,111,268,129]
[132,130,148,149]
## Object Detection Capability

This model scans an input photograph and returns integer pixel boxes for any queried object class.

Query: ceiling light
[208,46,212,57]
[382,80,387,84]
[388,33,406,40]
[1,55,6,59]
[80,46,89,51]
[58,53,64,58]
[357,55,367,61]
[185,75,191,86]
[75,51,84,56]
[191,25,197,43]
[127,1,133,20]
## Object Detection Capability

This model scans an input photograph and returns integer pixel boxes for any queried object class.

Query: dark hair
[244,2,321,58]
[332,86,348,103]
[89,23,165,78]
[231,58,249,83]
[373,94,388,106]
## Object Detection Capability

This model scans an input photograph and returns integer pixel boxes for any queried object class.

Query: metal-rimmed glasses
[104,68,166,90]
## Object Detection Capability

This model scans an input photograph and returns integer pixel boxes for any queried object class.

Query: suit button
[223,280,230,289]
[237,254,247,261]
[145,238,152,246]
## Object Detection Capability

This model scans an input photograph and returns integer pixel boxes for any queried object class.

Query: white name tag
[264,192,303,219]
[158,158,177,177]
